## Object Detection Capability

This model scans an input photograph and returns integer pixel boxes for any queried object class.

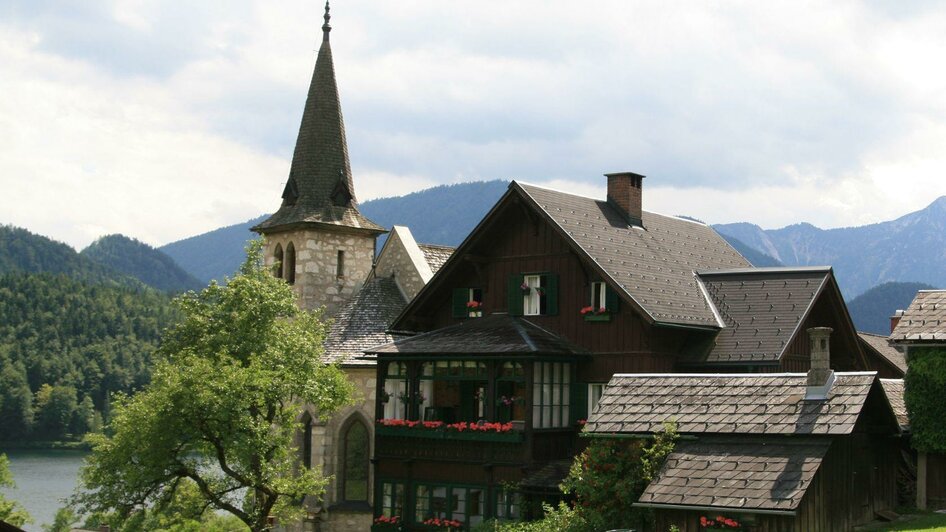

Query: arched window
[341,419,369,502]
[300,412,313,469]
[273,244,284,279]
[285,242,296,285]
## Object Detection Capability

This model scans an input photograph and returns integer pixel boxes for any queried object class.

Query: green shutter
[570,380,587,423]
[545,273,559,316]
[605,285,620,313]
[507,274,524,316]
[452,288,468,318]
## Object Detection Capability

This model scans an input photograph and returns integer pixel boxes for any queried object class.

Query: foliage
[44,507,80,532]
[0,453,33,526]
[472,503,586,532]
[904,347,946,453]
[81,234,203,293]
[0,225,132,285]
[846,281,937,335]
[75,240,356,532]
[560,422,678,531]
[0,272,176,441]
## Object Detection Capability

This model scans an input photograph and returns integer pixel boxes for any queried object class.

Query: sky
[2,1,946,250]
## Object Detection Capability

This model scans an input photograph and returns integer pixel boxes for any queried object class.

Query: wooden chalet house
[365,174,877,529]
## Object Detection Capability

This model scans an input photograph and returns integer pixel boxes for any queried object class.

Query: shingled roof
[697,268,831,364]
[322,277,407,365]
[636,436,830,515]
[880,378,909,431]
[890,290,946,342]
[517,183,749,327]
[367,314,587,357]
[858,332,906,375]
[418,243,454,274]
[253,5,384,235]
[586,372,880,435]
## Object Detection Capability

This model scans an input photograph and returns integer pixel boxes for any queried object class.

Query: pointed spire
[253,4,385,236]
[322,1,331,42]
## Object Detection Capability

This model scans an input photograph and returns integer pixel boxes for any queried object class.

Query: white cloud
[2,1,946,250]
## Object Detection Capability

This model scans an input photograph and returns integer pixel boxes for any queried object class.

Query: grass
[861,511,946,531]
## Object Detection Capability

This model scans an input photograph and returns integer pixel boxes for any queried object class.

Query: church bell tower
[253,2,386,316]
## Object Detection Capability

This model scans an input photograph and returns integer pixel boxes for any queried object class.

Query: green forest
[0,226,185,443]
[0,273,177,441]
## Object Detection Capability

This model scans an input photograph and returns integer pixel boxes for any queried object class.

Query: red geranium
[465,300,482,309]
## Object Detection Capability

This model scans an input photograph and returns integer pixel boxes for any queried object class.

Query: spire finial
[322,1,331,41]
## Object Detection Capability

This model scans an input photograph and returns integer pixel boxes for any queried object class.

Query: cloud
[2,1,946,250]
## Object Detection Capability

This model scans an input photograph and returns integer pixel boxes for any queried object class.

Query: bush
[904,347,946,453]
[472,503,587,532]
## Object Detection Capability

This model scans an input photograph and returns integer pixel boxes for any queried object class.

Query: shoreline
[0,441,91,451]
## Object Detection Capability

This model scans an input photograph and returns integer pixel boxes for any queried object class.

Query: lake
[0,449,87,531]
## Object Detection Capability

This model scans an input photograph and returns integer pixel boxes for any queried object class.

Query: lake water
[0,449,87,531]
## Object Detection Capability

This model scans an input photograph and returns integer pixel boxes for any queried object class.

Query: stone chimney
[805,327,835,400]
[605,172,645,225]
[890,309,904,335]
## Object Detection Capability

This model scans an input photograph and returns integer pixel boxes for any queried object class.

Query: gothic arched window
[285,242,296,285]
[341,419,369,502]
[273,244,284,279]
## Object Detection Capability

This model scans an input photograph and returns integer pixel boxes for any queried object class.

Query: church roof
[322,277,408,366]
[253,3,385,235]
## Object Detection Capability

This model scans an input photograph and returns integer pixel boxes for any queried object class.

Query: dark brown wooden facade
[369,184,883,530]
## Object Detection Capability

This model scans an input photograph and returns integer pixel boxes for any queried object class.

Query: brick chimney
[605,172,645,225]
[805,327,835,400]
[890,309,904,335]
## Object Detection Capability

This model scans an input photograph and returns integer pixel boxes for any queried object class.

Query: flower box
[468,310,482,318]
[583,313,610,322]
[444,430,523,443]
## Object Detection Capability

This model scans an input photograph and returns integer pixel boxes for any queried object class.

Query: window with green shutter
[452,287,483,318]
[509,273,558,316]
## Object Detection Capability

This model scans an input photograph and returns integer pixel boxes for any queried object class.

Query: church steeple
[254,2,385,235]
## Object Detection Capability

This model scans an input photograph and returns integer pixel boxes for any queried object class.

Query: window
[420,361,488,423]
[532,362,570,428]
[273,244,284,279]
[337,250,345,278]
[415,484,485,526]
[300,412,313,469]
[378,481,405,518]
[494,489,520,521]
[341,419,369,502]
[588,383,606,415]
[591,282,606,310]
[523,275,542,316]
[508,273,558,316]
[285,242,296,285]
[452,287,483,318]
[383,362,409,419]
[496,362,526,423]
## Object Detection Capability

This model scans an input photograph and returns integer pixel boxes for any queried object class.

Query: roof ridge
[697,266,832,276]
[611,371,877,378]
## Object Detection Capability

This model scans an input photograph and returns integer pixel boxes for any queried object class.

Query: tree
[0,453,32,527]
[904,347,946,453]
[75,241,356,531]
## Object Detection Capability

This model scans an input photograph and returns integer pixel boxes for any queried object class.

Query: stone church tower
[252,3,385,317]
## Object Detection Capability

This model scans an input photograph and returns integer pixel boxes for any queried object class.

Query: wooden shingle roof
[858,332,907,375]
[367,314,587,356]
[253,6,384,235]
[880,378,909,431]
[322,277,407,365]
[697,268,831,363]
[418,243,454,274]
[586,372,878,435]
[517,183,749,327]
[890,290,946,342]
[636,436,830,514]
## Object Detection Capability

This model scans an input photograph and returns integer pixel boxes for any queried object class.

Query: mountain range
[712,196,946,299]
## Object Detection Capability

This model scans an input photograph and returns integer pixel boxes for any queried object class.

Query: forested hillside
[0,225,131,286]
[0,274,176,441]
[81,234,203,293]
[847,281,937,335]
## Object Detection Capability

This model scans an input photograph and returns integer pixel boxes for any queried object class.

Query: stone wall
[285,366,377,532]
[374,226,431,300]
[263,229,378,316]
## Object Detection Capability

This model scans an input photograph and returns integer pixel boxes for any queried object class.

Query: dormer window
[452,288,483,318]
